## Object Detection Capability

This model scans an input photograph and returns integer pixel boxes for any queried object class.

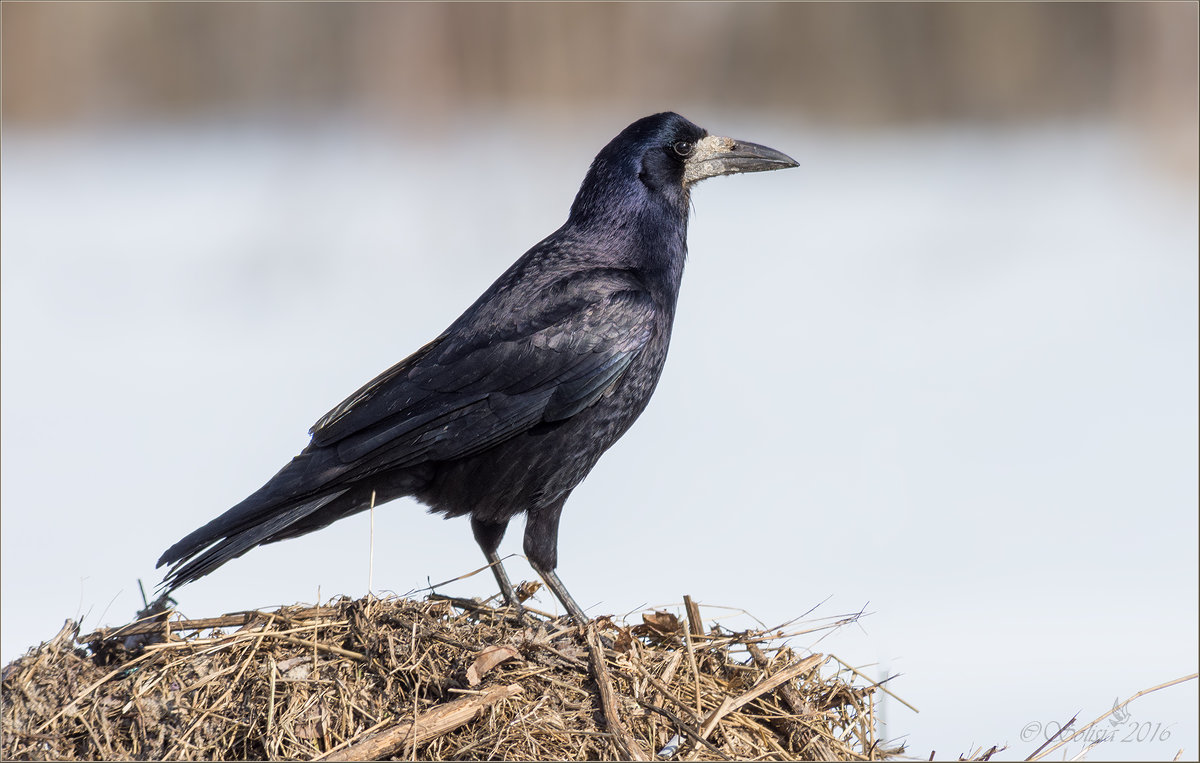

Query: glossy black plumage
[157,112,796,621]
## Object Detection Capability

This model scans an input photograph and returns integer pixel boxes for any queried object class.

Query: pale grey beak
[683,134,799,185]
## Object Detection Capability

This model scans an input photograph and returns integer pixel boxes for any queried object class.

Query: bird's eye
[672,141,694,158]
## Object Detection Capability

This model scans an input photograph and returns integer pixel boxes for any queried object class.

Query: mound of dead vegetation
[2,593,909,761]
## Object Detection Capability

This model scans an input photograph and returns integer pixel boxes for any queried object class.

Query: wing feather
[308,271,656,468]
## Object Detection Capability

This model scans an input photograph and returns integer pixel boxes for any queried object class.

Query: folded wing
[158,269,656,585]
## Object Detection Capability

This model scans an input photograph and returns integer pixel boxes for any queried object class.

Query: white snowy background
[4,110,1195,760]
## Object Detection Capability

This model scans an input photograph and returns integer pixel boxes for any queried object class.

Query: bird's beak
[683,135,799,185]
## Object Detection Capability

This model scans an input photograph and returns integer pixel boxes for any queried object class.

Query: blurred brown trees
[3,2,1195,145]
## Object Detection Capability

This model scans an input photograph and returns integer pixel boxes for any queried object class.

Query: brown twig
[637,699,732,760]
[747,642,840,760]
[683,595,704,637]
[698,653,824,739]
[1024,714,1077,761]
[585,624,649,761]
[317,682,523,761]
[828,653,920,714]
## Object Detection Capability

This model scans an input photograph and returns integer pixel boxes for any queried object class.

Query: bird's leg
[471,517,526,620]
[531,563,589,624]
[483,547,527,617]
[524,502,590,624]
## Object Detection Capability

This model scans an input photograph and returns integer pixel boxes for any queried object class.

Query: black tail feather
[158,489,350,591]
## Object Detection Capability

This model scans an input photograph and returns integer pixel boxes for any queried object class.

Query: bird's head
[569,112,797,228]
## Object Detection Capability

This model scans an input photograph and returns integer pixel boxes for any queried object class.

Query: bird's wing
[309,271,656,469]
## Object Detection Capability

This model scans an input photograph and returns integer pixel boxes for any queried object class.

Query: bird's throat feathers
[566,175,689,290]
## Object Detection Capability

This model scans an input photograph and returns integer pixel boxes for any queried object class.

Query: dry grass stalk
[1024,672,1198,762]
[2,594,907,761]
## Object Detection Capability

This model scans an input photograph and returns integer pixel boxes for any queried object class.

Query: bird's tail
[156,488,351,591]
[157,444,434,592]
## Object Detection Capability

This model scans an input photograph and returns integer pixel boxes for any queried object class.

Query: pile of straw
[2,593,907,761]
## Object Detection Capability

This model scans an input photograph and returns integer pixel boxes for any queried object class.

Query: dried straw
[2,594,910,761]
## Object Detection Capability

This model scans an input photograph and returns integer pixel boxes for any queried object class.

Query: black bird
[158,113,796,622]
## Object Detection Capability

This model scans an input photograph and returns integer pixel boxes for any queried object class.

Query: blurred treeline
[3,3,1196,141]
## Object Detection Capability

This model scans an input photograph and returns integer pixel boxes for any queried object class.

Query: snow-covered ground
[3,114,1196,760]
